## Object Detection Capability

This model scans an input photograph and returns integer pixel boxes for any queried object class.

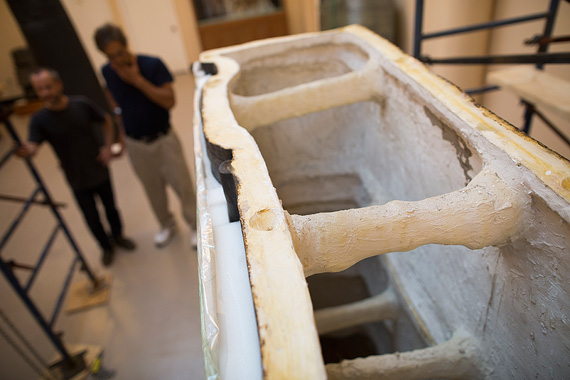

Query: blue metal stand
[0,108,102,379]
[413,0,568,145]
[413,0,562,65]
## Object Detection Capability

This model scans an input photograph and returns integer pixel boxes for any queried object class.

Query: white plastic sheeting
[193,68,262,380]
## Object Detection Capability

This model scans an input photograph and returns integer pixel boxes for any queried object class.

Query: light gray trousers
[125,129,196,230]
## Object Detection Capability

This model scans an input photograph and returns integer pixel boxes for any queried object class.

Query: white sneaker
[154,224,177,248]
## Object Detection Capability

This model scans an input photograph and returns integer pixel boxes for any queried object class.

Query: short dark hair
[94,23,127,51]
[30,67,61,82]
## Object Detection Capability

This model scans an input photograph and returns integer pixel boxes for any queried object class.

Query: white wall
[60,0,114,83]
[62,0,190,76]
[2,0,319,101]
[115,0,189,73]
[420,0,495,91]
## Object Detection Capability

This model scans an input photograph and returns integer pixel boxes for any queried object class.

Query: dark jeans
[73,179,122,251]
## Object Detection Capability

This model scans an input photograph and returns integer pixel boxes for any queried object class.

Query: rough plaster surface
[315,288,400,335]
[199,25,570,379]
[325,330,482,380]
[286,168,529,277]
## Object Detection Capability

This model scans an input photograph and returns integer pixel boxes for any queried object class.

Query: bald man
[17,67,135,266]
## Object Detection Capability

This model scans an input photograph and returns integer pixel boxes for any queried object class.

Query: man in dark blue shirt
[94,24,197,248]
[17,68,135,266]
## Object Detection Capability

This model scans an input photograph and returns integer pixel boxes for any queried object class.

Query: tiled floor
[0,73,205,379]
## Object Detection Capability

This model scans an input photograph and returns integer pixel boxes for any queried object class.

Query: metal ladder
[0,107,104,379]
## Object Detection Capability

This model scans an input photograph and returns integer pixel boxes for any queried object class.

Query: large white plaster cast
[197,25,570,379]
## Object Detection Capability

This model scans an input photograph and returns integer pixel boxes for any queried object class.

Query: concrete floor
[0,73,205,379]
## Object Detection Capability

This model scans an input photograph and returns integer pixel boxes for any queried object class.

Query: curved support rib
[315,288,400,335]
[231,62,381,131]
[325,331,482,380]
[286,169,528,277]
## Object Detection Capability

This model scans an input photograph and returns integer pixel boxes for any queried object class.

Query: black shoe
[102,248,115,267]
[114,236,136,251]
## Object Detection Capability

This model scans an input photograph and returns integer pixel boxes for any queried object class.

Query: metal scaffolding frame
[413,0,569,142]
[0,107,104,379]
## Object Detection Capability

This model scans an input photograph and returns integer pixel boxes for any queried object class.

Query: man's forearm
[102,114,114,147]
[132,78,175,110]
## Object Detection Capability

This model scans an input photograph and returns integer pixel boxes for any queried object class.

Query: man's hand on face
[111,54,141,86]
